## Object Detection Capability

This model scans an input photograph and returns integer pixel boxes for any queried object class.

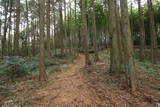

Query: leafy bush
[0,56,61,80]
[0,56,28,80]
[23,60,39,72]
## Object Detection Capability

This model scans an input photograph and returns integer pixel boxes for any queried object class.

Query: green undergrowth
[134,49,160,79]
[137,60,160,79]
[98,50,110,63]
[98,50,160,79]
[0,53,75,98]
[0,56,60,80]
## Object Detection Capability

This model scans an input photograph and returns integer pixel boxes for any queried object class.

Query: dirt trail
[27,54,158,107]
[31,55,99,107]
[3,54,156,107]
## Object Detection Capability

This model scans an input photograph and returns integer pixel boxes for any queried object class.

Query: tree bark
[147,0,158,64]
[25,0,31,57]
[0,19,2,58]
[120,0,137,92]
[14,0,20,56]
[2,0,9,57]
[91,0,99,62]
[59,1,64,55]
[108,0,121,73]
[46,0,51,56]
[31,20,36,56]
[39,0,47,81]
[82,0,91,65]
[130,0,134,40]
[8,0,13,56]
[115,1,124,72]
[138,0,146,61]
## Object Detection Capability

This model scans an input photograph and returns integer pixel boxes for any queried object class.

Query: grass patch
[137,60,160,79]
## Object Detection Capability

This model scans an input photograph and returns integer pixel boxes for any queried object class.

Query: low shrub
[0,56,28,80]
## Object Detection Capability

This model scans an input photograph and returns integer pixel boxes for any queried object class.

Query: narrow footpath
[31,55,103,107]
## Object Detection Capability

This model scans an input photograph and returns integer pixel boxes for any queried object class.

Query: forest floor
[1,52,160,107]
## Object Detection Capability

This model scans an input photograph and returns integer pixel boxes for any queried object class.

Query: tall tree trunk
[0,19,2,58]
[59,1,64,55]
[115,1,124,72]
[138,0,146,61]
[25,0,31,57]
[67,2,72,55]
[31,20,36,56]
[39,0,47,81]
[82,0,91,65]
[108,0,121,73]
[8,0,13,56]
[91,0,99,61]
[147,0,158,64]
[2,0,9,57]
[53,6,57,55]
[64,0,67,53]
[46,0,51,56]
[74,0,77,56]
[130,0,134,39]
[120,0,137,92]
[14,0,20,56]
[68,0,74,60]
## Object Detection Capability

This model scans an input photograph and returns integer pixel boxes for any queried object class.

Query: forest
[0,0,160,106]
